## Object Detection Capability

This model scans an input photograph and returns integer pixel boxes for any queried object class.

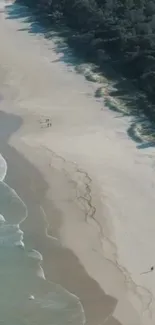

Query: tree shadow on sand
[5,1,155,150]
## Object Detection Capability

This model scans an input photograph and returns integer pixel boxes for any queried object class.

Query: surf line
[40,205,58,241]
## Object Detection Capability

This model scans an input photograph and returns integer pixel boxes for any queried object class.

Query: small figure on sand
[141,266,154,275]
[39,117,52,128]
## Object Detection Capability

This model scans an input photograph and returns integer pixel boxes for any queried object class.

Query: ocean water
[0,153,85,325]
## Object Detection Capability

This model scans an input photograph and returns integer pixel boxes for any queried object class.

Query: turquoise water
[0,153,85,325]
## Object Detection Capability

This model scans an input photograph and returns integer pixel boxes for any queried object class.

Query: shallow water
[0,153,85,325]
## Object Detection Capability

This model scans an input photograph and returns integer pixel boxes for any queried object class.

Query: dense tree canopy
[19,0,155,119]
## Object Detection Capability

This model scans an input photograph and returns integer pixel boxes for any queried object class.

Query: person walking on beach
[141,266,154,275]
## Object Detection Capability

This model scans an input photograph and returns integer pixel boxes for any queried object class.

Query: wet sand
[0,111,121,325]
[0,1,155,324]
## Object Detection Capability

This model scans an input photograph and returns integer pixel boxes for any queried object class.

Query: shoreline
[1,111,143,325]
[0,111,122,325]
[0,1,155,324]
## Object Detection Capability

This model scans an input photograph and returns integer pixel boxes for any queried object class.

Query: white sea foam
[15,239,25,248]
[37,266,46,279]
[0,214,5,223]
[0,154,7,181]
[28,249,43,261]
[0,153,26,248]
[0,224,24,247]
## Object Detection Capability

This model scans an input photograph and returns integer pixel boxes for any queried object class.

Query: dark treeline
[18,0,155,119]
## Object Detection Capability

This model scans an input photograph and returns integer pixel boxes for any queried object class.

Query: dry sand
[0,1,155,324]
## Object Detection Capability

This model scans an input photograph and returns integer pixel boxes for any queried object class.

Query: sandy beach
[1,1,155,324]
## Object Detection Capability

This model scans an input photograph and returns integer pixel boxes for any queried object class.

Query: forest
[17,0,155,120]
